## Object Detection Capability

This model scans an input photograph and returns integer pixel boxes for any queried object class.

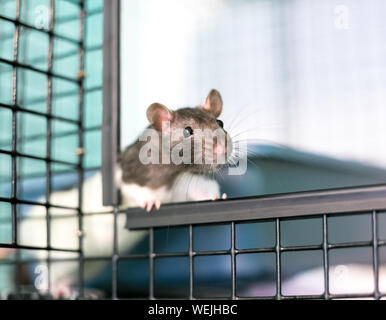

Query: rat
[117,88,230,211]
[2,89,232,298]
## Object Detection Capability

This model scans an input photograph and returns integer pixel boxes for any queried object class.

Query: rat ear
[201,89,223,117]
[146,103,174,131]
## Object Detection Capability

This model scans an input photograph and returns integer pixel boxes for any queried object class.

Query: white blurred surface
[120,0,386,169]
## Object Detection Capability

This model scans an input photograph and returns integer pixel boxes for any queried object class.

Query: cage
[1,0,386,300]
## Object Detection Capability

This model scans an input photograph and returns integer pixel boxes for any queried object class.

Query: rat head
[146,89,232,173]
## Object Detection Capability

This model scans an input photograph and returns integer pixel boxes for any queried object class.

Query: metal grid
[120,193,386,300]
[0,0,102,299]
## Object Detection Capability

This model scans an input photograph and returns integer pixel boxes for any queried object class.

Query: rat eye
[183,126,194,138]
[216,119,224,128]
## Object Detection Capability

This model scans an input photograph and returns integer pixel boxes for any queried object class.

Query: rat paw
[211,193,227,201]
[140,199,161,212]
[51,280,73,300]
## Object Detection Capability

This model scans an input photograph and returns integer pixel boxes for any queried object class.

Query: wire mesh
[115,210,386,300]
[0,0,102,299]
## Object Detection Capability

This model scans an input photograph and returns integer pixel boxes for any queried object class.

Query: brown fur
[118,106,229,189]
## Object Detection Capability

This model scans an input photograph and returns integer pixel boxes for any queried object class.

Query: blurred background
[1,0,386,299]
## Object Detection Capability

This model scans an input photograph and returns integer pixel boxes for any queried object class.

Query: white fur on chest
[120,183,171,207]
[170,172,220,202]
[119,171,220,206]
